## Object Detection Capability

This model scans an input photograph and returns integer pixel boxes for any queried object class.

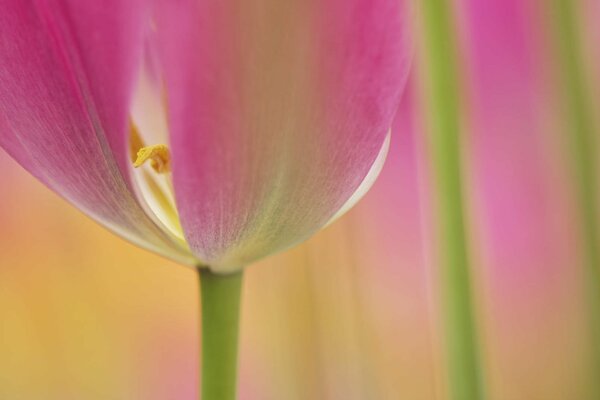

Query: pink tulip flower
[0,1,410,273]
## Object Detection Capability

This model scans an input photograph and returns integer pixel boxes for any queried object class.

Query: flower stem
[418,0,485,399]
[199,268,244,400]
[548,0,600,395]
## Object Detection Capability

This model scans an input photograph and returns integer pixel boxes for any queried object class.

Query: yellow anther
[134,144,171,174]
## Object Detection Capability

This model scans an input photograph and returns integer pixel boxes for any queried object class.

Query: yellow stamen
[134,144,171,174]
[130,123,145,162]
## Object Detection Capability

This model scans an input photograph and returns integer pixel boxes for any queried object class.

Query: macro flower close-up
[0,0,409,271]
[1,0,599,399]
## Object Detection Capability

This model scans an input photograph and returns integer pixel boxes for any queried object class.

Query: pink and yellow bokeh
[1,1,599,399]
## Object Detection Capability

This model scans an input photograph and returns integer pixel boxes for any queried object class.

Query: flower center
[130,124,186,244]
[133,144,171,174]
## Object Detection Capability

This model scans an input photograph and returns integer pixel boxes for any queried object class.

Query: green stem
[419,1,485,399]
[199,268,244,400]
[549,0,600,394]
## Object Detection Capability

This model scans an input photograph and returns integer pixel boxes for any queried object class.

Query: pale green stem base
[199,268,244,400]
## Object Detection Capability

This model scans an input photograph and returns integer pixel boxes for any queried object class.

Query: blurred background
[1,1,599,399]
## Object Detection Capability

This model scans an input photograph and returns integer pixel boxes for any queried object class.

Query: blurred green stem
[200,268,243,400]
[419,1,485,399]
[549,0,600,393]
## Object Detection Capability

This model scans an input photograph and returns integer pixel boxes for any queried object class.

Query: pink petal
[0,1,193,263]
[155,0,411,271]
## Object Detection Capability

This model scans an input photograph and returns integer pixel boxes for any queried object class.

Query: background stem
[418,0,485,399]
[547,0,600,395]
[199,268,244,400]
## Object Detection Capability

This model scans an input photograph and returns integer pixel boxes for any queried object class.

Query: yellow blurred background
[2,1,600,399]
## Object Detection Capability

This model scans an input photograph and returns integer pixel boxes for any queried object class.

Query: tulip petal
[156,0,410,271]
[0,1,194,264]
[326,131,392,227]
